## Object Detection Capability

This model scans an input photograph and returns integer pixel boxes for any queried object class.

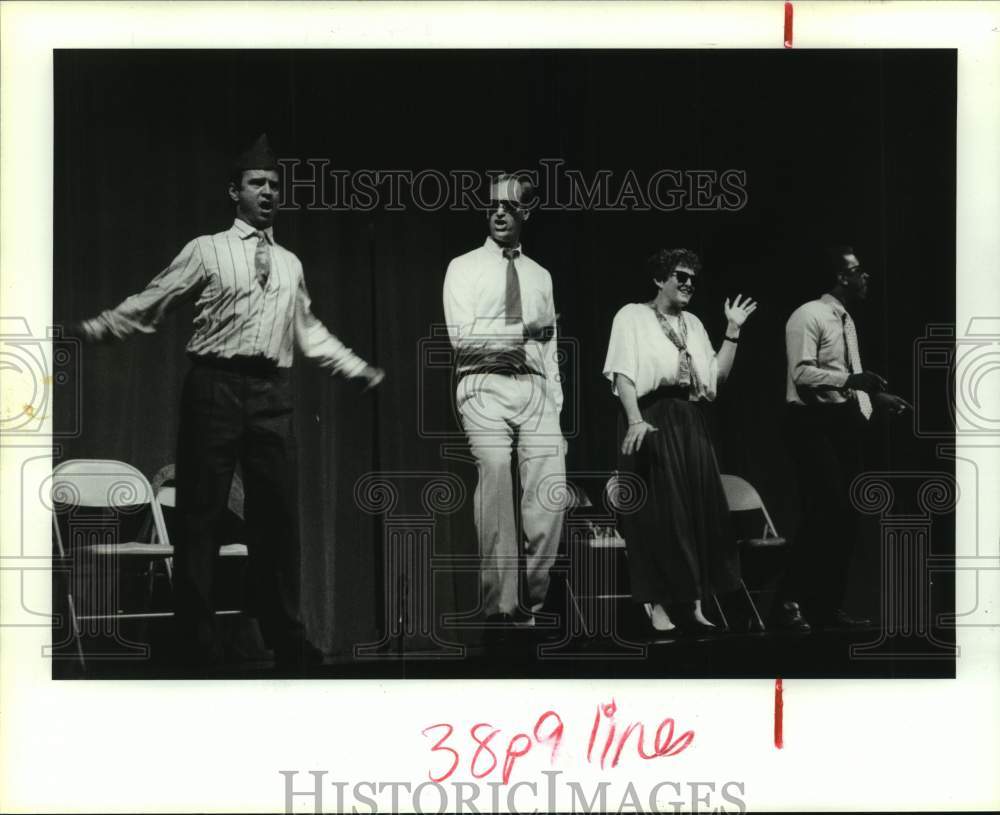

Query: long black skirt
[617,387,740,605]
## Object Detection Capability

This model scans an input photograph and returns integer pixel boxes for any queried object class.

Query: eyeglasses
[489,200,520,213]
[671,270,697,287]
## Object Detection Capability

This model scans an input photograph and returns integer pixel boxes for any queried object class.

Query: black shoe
[813,609,872,629]
[483,613,515,649]
[770,601,812,633]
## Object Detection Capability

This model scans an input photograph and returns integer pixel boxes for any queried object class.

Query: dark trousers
[778,403,866,615]
[173,357,305,655]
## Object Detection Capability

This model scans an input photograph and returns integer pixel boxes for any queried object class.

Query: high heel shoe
[644,603,678,633]
[668,603,719,636]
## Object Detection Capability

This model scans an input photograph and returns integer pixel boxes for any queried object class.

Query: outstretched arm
[74,239,206,342]
[715,294,757,384]
[294,272,384,387]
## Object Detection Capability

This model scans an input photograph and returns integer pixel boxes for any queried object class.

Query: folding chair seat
[50,459,174,668]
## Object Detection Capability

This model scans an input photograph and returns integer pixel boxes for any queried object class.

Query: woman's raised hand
[723,294,758,329]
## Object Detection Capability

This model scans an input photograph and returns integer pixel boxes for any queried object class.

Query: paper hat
[232,133,278,172]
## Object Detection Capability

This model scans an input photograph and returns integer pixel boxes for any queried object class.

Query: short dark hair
[645,248,702,283]
[822,245,855,280]
[491,173,537,208]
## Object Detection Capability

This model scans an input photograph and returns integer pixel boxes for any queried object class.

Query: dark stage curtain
[54,50,956,655]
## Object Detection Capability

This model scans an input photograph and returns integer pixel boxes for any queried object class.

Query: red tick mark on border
[784,2,794,48]
[774,678,784,749]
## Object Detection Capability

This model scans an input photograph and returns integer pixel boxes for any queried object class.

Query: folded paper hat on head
[232,133,278,173]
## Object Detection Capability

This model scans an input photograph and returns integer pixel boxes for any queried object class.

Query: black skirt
[617,387,740,605]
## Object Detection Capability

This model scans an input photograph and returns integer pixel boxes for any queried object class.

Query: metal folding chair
[50,459,174,668]
[721,474,789,631]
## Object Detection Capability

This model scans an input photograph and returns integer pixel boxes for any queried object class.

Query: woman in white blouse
[603,248,757,634]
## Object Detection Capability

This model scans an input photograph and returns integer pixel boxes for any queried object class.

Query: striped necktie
[503,247,522,325]
[253,230,271,289]
[842,312,873,420]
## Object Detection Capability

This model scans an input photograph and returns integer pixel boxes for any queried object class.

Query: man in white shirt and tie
[776,245,911,631]
[71,135,384,670]
[442,175,565,641]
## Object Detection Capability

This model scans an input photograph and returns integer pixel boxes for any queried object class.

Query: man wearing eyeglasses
[442,174,566,643]
[775,245,912,632]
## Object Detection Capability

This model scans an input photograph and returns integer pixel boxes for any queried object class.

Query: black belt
[458,365,544,378]
[456,348,542,378]
[189,354,284,377]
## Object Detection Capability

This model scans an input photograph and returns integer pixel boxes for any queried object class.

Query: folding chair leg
[740,580,766,633]
[67,591,86,670]
[711,593,730,632]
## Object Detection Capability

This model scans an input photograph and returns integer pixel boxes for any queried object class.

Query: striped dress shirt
[82,218,368,377]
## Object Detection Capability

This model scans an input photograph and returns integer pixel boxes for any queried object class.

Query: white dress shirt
[602,303,719,401]
[81,218,368,377]
[443,237,562,413]
[785,292,858,405]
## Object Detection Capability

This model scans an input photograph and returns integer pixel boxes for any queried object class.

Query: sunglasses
[488,200,523,213]
[672,270,697,287]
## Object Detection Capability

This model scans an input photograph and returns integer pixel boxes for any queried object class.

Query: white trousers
[457,373,566,617]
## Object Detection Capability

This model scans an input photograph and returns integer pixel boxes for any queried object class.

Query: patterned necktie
[652,306,701,393]
[503,247,522,325]
[254,230,271,289]
[842,312,873,420]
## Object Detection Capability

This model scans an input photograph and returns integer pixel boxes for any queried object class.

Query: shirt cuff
[831,371,850,389]
[339,358,369,379]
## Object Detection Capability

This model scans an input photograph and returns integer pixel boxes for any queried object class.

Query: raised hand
[359,365,386,392]
[723,294,758,330]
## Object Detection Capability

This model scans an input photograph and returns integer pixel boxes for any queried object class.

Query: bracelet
[628,419,645,426]
[724,335,740,344]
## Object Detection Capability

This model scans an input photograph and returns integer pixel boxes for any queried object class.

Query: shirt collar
[234,218,274,244]
[820,292,847,317]
[483,236,522,257]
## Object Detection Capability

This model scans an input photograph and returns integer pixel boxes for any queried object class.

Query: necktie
[503,247,522,325]
[254,230,271,289]
[842,312,873,420]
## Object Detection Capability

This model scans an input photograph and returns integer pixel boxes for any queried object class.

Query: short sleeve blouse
[602,303,719,401]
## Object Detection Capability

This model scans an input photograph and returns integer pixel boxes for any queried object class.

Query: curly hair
[645,248,702,283]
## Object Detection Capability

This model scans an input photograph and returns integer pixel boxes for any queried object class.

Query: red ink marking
[655,717,695,757]
[502,733,532,783]
[774,678,784,749]
[784,2,794,48]
[533,711,564,764]
[422,723,459,782]
[470,723,500,779]
[613,722,642,767]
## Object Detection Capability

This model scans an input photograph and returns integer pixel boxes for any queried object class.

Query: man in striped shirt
[73,135,384,670]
